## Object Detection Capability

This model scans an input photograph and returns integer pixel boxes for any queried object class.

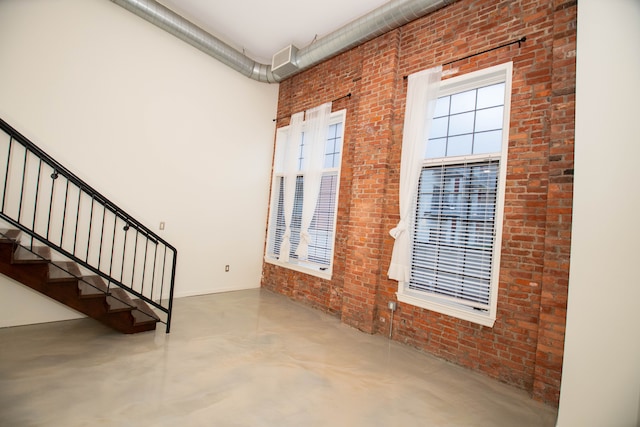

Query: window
[265,109,345,279]
[398,63,512,326]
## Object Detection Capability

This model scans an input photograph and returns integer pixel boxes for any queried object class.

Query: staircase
[0,229,160,333]
[0,117,177,333]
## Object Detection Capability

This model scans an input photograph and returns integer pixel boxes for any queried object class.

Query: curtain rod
[272,93,351,122]
[403,36,527,80]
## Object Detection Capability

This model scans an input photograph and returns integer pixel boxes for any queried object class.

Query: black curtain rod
[272,93,352,122]
[403,36,527,80]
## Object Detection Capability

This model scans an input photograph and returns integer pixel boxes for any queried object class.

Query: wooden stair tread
[48,262,81,282]
[131,309,159,326]
[0,229,21,243]
[107,287,135,312]
[78,275,109,297]
[13,246,51,264]
[131,298,161,322]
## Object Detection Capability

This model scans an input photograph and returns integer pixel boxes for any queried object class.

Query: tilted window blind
[411,160,499,310]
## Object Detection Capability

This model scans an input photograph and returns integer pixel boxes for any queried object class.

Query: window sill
[264,256,332,281]
[397,288,496,327]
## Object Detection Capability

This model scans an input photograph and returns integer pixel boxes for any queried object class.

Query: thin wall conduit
[110,0,456,83]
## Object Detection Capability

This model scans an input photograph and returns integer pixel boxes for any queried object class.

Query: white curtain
[278,112,304,262]
[296,102,332,260]
[388,66,442,282]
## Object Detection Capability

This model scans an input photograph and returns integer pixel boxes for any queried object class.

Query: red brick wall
[262,0,576,407]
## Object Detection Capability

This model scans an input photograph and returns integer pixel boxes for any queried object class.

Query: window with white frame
[265,109,345,279]
[398,63,512,327]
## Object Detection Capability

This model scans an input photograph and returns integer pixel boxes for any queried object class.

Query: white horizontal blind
[410,160,499,309]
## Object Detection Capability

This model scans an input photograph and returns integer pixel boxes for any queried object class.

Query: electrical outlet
[159,221,165,230]
[225,265,230,272]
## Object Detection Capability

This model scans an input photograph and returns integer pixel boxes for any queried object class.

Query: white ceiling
[159,0,391,64]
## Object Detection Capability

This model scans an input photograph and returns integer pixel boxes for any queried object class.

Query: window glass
[430,117,449,139]
[476,83,505,109]
[446,134,473,157]
[448,112,475,136]
[473,130,502,155]
[475,106,504,132]
[433,96,450,118]
[450,89,476,114]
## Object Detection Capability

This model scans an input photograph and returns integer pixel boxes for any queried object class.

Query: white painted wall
[557,1,640,426]
[0,0,279,327]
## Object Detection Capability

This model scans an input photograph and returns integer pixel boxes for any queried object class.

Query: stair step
[107,287,135,313]
[48,262,81,283]
[0,229,21,243]
[13,246,51,264]
[78,275,109,298]
[0,228,161,333]
[131,298,161,322]
[131,308,159,326]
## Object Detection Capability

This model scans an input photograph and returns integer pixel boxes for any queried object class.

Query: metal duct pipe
[291,0,454,75]
[110,0,454,83]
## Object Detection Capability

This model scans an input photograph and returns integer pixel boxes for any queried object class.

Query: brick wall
[262,0,576,407]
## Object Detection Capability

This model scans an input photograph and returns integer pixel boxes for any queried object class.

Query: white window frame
[397,62,513,327]
[264,109,346,279]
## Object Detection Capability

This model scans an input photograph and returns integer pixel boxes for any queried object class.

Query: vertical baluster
[72,188,81,256]
[151,241,158,302]
[86,196,95,263]
[131,229,139,292]
[159,245,167,306]
[140,236,150,298]
[17,147,28,224]
[98,203,106,271]
[120,219,129,283]
[31,159,43,251]
[46,170,58,240]
[108,209,118,280]
[2,136,13,213]
[60,179,70,248]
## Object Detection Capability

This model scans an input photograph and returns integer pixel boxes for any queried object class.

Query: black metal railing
[0,117,177,332]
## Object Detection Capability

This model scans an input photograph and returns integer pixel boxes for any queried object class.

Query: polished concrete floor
[0,289,557,426]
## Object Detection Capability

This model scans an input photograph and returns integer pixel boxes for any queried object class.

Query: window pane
[324,123,342,168]
[426,138,447,158]
[448,112,475,136]
[476,83,505,109]
[430,116,448,139]
[446,135,473,157]
[450,89,476,114]
[473,130,502,155]
[433,96,450,118]
[475,106,504,132]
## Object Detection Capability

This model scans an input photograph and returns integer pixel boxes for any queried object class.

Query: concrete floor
[0,289,557,427]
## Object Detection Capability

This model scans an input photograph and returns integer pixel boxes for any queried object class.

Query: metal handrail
[0,117,177,332]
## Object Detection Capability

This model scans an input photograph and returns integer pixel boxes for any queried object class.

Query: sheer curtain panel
[388,66,442,282]
[296,102,333,260]
[278,112,304,262]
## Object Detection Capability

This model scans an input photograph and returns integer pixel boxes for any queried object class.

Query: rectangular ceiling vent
[272,45,299,77]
